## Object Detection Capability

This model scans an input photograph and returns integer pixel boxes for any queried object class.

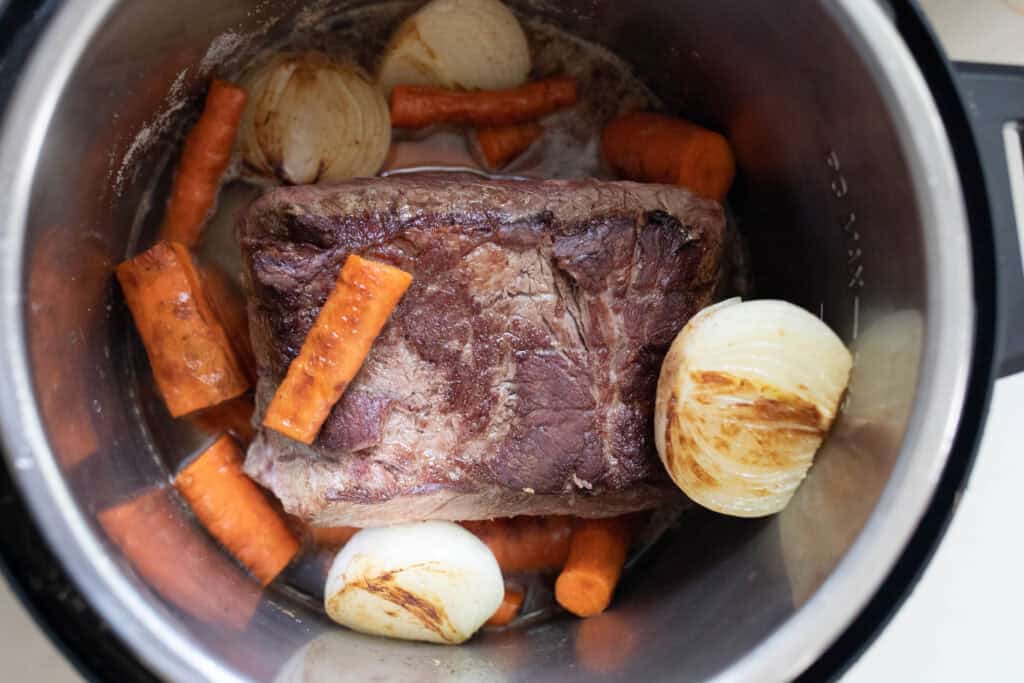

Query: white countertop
[845,373,1024,681]
[0,2,1021,681]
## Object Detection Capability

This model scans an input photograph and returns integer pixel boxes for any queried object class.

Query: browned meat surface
[240,174,725,526]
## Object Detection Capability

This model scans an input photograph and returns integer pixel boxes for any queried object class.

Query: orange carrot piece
[461,516,574,573]
[601,111,736,202]
[200,262,258,383]
[263,255,412,444]
[99,487,262,629]
[160,79,248,247]
[487,587,525,627]
[474,122,544,169]
[554,517,631,618]
[310,525,361,549]
[116,241,249,417]
[390,77,578,129]
[175,435,299,585]
[191,393,256,446]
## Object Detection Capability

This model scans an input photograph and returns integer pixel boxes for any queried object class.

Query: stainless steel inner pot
[0,1,975,681]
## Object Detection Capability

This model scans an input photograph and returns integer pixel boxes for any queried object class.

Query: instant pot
[0,0,1021,681]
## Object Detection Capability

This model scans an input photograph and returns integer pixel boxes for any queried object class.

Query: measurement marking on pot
[841,212,859,241]
[831,175,848,198]
[827,149,864,338]
[848,264,864,289]
[853,295,860,340]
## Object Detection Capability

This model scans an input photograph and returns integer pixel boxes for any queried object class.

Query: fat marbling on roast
[240,174,725,526]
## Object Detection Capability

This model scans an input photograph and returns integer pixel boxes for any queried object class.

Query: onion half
[654,299,853,517]
[239,53,390,185]
[324,521,504,644]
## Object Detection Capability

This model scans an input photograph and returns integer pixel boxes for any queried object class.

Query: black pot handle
[953,62,1024,377]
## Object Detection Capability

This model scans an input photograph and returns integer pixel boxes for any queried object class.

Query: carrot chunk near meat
[116,241,249,417]
[199,262,258,383]
[601,111,736,202]
[191,393,257,447]
[390,77,578,128]
[554,517,632,617]
[461,516,574,573]
[99,487,261,629]
[160,79,248,247]
[486,586,525,627]
[175,435,299,585]
[263,255,412,444]
[474,122,544,169]
[311,526,361,550]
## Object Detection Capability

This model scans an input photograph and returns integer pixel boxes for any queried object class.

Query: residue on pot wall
[113,0,662,195]
[110,69,190,196]
[110,10,283,198]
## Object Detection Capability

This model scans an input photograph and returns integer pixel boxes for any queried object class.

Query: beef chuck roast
[240,174,726,526]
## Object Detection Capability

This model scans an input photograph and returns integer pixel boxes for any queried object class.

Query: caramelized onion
[324,521,504,644]
[654,299,853,517]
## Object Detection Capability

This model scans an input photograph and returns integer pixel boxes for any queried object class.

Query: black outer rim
[0,458,160,682]
[0,2,157,681]
[0,1,1005,682]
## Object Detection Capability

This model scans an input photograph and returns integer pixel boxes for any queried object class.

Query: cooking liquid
[181,2,701,628]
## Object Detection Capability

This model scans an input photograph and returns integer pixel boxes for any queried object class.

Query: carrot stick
[191,393,256,446]
[160,79,248,247]
[390,77,578,129]
[554,517,631,617]
[601,111,736,202]
[473,122,544,169]
[487,587,525,627]
[99,487,262,629]
[263,255,412,444]
[461,516,574,573]
[116,241,249,417]
[175,435,299,585]
[311,526,361,549]
[200,262,257,383]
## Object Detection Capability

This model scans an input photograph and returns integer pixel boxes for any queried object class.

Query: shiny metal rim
[717,0,974,680]
[0,1,242,681]
[0,1,975,682]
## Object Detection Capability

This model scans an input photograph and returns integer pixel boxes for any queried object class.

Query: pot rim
[0,1,974,681]
[721,0,974,679]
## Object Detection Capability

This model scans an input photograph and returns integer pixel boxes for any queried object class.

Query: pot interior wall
[20,0,926,680]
